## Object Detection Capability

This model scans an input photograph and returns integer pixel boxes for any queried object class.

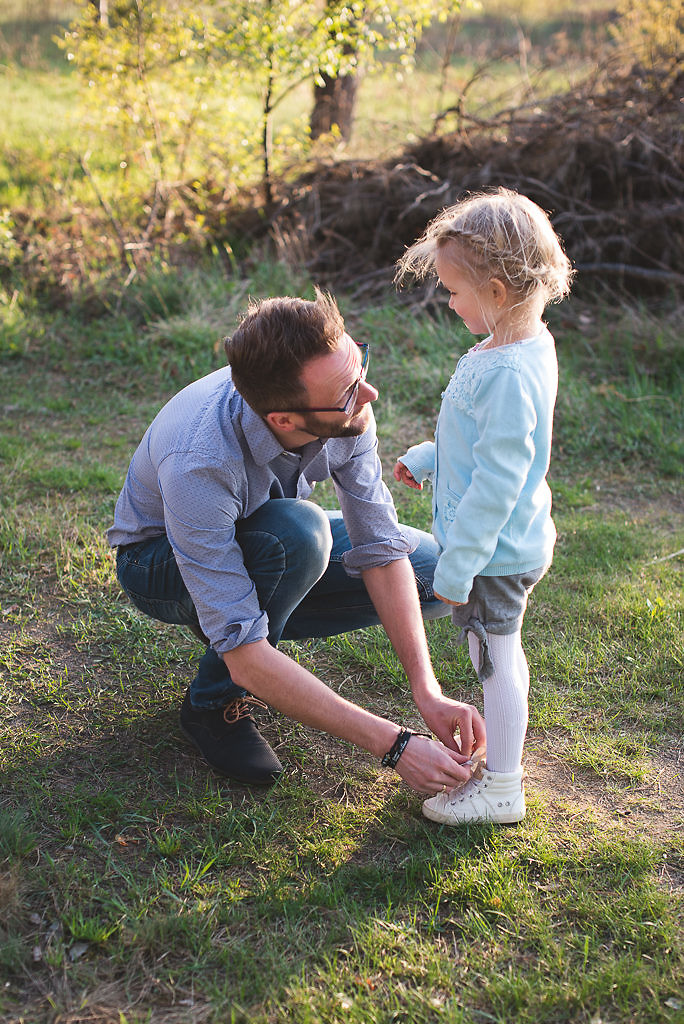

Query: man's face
[297,333,378,439]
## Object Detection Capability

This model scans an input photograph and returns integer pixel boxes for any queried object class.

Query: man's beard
[299,404,371,440]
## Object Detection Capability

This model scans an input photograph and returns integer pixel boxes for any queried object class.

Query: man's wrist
[380,727,431,770]
[411,675,443,707]
[369,720,402,759]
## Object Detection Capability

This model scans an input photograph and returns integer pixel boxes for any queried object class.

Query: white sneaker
[422,767,525,825]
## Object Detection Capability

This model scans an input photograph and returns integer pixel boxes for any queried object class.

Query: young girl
[394,187,573,825]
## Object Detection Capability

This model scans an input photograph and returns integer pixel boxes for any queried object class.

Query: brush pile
[257,58,684,298]
[5,56,682,303]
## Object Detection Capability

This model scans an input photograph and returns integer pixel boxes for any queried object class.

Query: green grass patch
[1,256,682,1022]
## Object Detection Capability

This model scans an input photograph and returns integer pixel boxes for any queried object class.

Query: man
[108,290,485,793]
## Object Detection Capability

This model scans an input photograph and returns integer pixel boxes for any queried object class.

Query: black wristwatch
[381,728,431,769]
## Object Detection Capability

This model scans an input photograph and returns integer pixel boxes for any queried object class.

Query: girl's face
[435,249,498,336]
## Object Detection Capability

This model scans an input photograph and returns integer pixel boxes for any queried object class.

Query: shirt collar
[237,393,325,466]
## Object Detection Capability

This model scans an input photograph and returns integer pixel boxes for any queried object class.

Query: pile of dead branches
[255,58,684,299]
[5,57,681,305]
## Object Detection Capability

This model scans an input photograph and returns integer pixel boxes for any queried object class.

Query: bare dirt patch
[525,735,684,849]
[567,469,684,528]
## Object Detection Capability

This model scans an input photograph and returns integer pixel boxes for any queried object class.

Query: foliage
[610,0,683,66]
[58,0,456,233]
[58,0,250,256]
[1,0,617,297]
[0,209,21,269]
[62,3,223,185]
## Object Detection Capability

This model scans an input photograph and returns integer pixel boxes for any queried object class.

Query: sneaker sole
[422,804,526,825]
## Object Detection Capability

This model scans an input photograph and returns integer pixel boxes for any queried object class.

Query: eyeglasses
[285,342,370,415]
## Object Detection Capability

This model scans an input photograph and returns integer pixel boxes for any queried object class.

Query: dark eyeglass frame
[284,342,370,415]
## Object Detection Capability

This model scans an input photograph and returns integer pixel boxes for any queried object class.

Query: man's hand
[361,559,484,761]
[225,640,478,795]
[417,693,486,761]
[393,460,423,490]
[393,733,473,793]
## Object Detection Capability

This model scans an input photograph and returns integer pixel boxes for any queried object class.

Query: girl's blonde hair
[396,187,573,304]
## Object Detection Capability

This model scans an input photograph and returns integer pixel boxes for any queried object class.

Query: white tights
[468,629,529,774]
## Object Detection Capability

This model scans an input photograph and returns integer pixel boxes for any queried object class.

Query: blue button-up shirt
[108,367,413,654]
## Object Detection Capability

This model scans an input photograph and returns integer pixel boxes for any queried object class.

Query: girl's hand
[434,590,466,607]
[393,460,423,490]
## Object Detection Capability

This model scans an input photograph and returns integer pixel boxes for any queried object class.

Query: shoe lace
[223,696,269,725]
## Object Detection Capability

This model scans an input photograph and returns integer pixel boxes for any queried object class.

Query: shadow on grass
[0,698,502,1019]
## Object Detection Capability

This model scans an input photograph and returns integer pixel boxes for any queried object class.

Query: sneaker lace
[448,777,481,805]
[223,696,269,725]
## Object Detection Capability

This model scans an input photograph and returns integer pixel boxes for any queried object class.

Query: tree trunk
[310,71,358,141]
[91,0,109,27]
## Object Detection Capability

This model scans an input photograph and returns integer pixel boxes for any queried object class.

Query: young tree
[218,1,346,202]
[224,0,456,192]
[308,1,455,142]
[61,0,457,248]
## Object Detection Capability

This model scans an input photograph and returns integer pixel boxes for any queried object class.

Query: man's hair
[224,289,344,414]
[395,187,573,305]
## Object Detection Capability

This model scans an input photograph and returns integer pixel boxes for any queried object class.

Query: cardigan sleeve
[397,440,436,485]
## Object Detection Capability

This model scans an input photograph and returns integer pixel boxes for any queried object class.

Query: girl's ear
[490,278,508,308]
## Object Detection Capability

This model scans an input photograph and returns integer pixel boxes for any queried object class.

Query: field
[1,3,683,1023]
[0,0,614,215]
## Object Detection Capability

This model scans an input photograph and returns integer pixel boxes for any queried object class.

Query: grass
[1,2,683,1021]
[0,0,614,229]
[0,255,682,1023]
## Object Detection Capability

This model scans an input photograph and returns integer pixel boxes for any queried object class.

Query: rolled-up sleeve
[330,417,416,577]
[158,453,269,654]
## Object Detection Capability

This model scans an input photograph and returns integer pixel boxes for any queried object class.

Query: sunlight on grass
[4,256,680,1021]
[0,3,682,1019]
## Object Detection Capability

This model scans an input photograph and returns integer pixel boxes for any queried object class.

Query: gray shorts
[451,565,548,681]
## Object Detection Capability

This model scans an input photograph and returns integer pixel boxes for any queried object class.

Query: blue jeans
[116,499,447,708]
